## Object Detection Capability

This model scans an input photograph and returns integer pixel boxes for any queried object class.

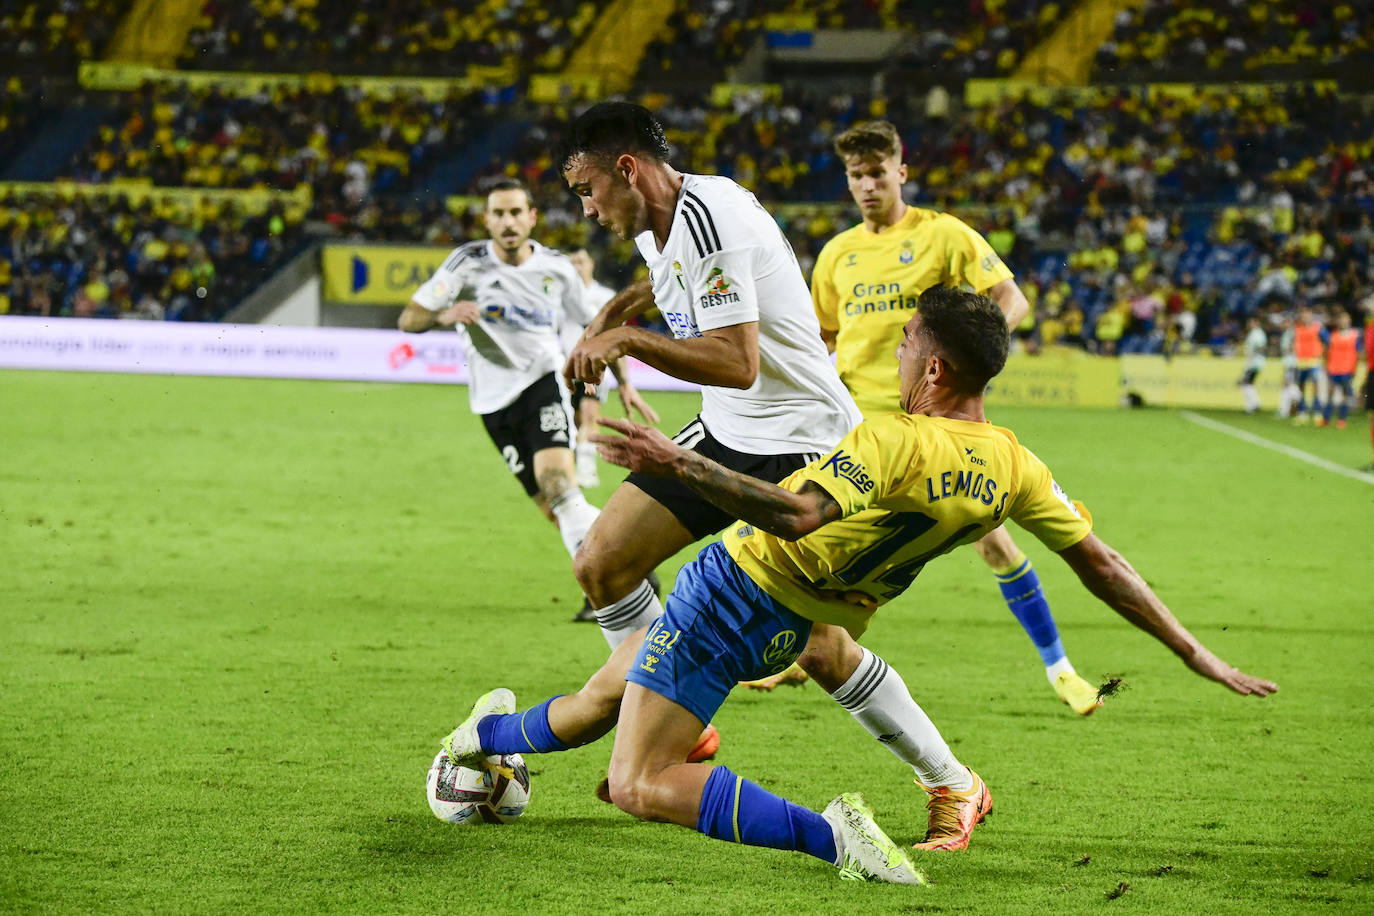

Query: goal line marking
[1180,410,1374,487]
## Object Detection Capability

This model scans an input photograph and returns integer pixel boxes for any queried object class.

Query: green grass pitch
[2,369,1371,914]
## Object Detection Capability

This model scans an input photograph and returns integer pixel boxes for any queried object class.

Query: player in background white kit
[561,248,660,490]
[397,179,651,576]
[487,102,1000,820]
[1239,315,1267,414]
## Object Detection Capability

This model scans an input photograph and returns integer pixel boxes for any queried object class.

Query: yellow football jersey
[723,412,1092,636]
[812,207,1014,417]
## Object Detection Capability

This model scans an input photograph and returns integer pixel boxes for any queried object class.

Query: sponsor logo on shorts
[639,620,681,674]
[539,404,569,434]
[819,450,875,493]
[762,629,799,671]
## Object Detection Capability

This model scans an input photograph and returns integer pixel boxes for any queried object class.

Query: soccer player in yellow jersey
[799,119,1102,716]
[441,287,1275,872]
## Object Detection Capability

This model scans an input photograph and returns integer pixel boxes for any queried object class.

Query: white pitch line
[1180,410,1374,487]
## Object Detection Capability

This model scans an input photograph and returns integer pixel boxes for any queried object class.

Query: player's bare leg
[533,447,600,558]
[604,684,713,826]
[574,397,602,488]
[608,683,922,882]
[574,482,694,647]
[546,626,650,746]
[974,526,1100,715]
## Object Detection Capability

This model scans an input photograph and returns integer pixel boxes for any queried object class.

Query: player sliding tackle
[441,287,1276,882]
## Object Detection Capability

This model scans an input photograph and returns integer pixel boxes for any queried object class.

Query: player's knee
[573,541,640,602]
[605,770,655,820]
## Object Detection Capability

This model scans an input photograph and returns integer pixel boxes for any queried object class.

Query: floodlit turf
[2,369,1371,914]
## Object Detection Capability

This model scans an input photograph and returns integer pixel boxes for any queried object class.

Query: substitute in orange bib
[1322,309,1362,429]
[1291,304,1329,425]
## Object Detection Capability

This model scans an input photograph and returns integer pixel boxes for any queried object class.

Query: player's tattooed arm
[591,417,840,539]
[1057,534,1278,697]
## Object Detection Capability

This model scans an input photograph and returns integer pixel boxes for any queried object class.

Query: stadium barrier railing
[0,316,1288,410]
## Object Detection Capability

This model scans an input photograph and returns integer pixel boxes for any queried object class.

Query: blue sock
[476,696,569,755]
[995,555,1066,667]
[695,766,837,865]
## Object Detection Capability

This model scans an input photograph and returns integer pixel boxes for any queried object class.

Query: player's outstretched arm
[591,417,838,539]
[1056,534,1278,697]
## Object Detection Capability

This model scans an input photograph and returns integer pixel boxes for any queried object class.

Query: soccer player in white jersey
[398,179,652,573]
[561,248,658,491]
[448,102,1009,824]
[558,101,862,652]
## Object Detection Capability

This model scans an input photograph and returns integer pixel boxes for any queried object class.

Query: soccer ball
[426,749,531,824]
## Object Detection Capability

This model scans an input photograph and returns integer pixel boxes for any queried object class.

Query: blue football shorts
[626,541,812,726]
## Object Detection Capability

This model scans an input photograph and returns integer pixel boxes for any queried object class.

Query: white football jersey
[635,173,860,454]
[560,278,620,393]
[412,240,592,414]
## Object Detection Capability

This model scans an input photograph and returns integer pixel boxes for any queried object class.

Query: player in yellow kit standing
[797,119,1101,715]
[441,287,1276,877]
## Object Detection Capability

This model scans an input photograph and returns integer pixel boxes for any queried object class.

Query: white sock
[549,489,599,558]
[829,648,971,790]
[1242,384,1260,412]
[1280,383,1299,416]
[1046,656,1074,684]
[593,579,662,649]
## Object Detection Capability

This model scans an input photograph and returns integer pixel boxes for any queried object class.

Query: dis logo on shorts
[762,629,799,672]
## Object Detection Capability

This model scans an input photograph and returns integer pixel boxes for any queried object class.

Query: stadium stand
[1095,0,1374,82]
[2,0,1370,358]
[0,0,132,73]
[178,0,606,77]
[637,0,1066,86]
[0,187,305,320]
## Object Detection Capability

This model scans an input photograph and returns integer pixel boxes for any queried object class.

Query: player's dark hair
[834,120,903,161]
[915,286,1009,393]
[558,101,672,173]
[484,177,534,208]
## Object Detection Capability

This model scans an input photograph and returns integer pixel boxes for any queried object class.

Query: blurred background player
[1321,309,1361,429]
[804,119,1100,715]
[1277,313,1301,418]
[398,179,610,585]
[1291,304,1329,425]
[562,247,659,491]
[1240,315,1268,414]
[444,287,1276,861]
[1365,299,1374,471]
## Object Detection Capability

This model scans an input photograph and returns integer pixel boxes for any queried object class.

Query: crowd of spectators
[637,0,1062,86]
[450,81,1373,355]
[60,80,508,232]
[178,0,604,77]
[0,0,130,73]
[0,77,47,171]
[0,190,306,321]
[1095,0,1374,81]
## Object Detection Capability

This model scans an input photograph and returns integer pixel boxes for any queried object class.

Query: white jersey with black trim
[634,173,861,455]
[560,278,620,393]
[559,279,617,354]
[412,240,592,415]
